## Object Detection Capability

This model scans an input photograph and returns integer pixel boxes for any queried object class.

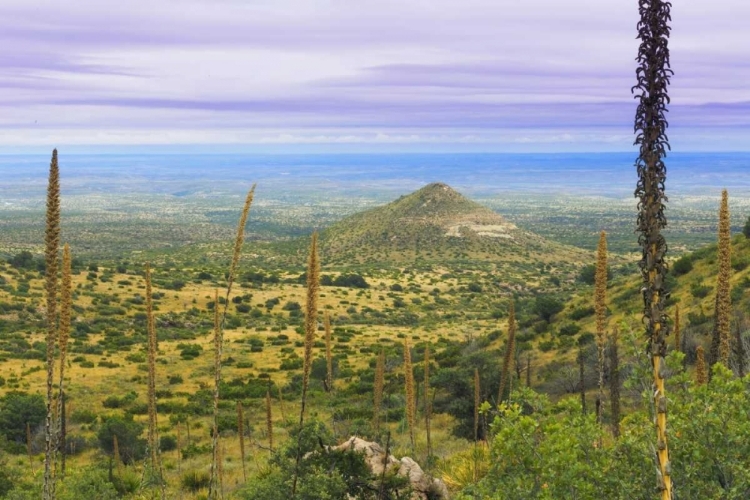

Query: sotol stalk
[43,149,61,500]
[632,1,675,496]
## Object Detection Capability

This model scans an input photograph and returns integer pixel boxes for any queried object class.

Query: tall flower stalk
[209,184,255,499]
[43,149,60,500]
[291,232,320,495]
[716,189,732,367]
[632,1,675,496]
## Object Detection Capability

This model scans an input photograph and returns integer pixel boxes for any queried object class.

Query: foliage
[96,414,146,464]
[0,391,46,446]
[577,263,613,285]
[237,419,408,500]
[533,295,563,323]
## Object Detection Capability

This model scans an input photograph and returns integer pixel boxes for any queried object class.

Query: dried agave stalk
[716,189,732,367]
[292,233,320,495]
[43,149,60,500]
[632,1,675,495]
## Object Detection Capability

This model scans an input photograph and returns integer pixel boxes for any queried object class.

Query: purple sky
[1,0,748,152]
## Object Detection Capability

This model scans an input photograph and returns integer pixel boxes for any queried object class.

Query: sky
[0,0,749,153]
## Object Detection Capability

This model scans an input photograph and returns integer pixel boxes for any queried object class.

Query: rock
[326,436,449,499]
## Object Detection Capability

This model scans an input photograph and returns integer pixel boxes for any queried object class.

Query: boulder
[327,436,449,500]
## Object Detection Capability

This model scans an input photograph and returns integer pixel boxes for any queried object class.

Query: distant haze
[0,1,748,152]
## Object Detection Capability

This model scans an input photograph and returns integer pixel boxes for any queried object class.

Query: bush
[534,295,564,323]
[97,415,146,464]
[577,264,613,285]
[558,324,581,337]
[0,391,46,445]
[332,274,370,289]
[70,409,98,425]
[57,466,119,500]
[181,471,210,492]
[690,282,712,299]
[570,306,595,320]
[672,255,693,276]
[160,434,177,452]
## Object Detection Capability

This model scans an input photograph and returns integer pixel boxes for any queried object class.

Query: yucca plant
[594,231,608,427]
[291,232,320,495]
[43,149,61,500]
[710,189,732,369]
[498,301,516,404]
[209,184,255,499]
[632,0,675,495]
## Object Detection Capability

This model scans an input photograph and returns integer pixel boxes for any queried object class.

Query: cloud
[0,0,748,149]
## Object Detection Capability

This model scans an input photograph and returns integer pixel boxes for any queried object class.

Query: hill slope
[319,182,588,267]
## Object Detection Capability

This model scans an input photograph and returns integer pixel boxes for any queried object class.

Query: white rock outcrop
[326,436,449,500]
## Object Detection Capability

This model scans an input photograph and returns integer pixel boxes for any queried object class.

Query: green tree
[0,392,46,445]
[96,415,146,465]
[534,295,563,323]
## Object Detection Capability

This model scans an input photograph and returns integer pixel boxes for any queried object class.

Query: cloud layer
[0,0,748,151]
